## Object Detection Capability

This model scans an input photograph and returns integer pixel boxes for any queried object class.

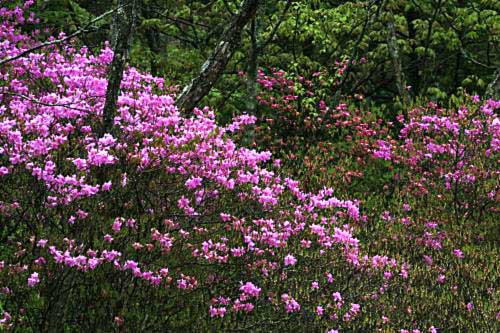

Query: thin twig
[1,92,100,113]
[0,5,125,67]
[257,0,293,52]
[461,48,496,70]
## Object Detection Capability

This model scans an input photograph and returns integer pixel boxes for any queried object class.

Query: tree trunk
[246,18,258,114]
[404,7,419,93]
[176,0,260,113]
[102,0,138,133]
[485,67,500,100]
[386,16,407,106]
[243,18,258,146]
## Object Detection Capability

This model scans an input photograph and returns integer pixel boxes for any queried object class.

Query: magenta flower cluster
[0,3,408,331]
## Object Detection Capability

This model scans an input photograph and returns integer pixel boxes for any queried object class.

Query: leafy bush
[0,4,399,332]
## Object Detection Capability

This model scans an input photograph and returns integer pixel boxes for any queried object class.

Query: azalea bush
[251,67,500,331]
[0,3,403,332]
[251,63,350,155]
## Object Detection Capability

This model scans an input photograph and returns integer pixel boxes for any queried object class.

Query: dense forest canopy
[33,0,500,106]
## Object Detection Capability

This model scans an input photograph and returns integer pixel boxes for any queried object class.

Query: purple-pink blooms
[239,282,261,297]
[284,254,297,266]
[27,272,39,287]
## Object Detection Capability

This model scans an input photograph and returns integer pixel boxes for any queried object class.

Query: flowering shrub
[360,98,499,332]
[251,66,499,331]
[252,63,350,154]
[0,2,498,332]
[0,3,405,332]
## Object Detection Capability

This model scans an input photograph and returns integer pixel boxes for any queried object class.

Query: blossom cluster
[0,3,404,331]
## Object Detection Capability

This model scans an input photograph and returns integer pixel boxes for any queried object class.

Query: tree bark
[386,16,407,105]
[176,0,260,113]
[244,0,291,115]
[102,0,138,133]
[144,3,162,77]
[404,7,419,93]
[334,0,383,102]
[419,0,442,94]
[485,67,500,100]
[246,18,258,114]
[242,18,258,146]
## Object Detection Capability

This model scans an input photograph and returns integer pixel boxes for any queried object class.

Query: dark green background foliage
[31,0,499,113]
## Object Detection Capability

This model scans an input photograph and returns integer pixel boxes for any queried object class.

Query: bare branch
[176,0,260,113]
[485,67,500,99]
[257,0,293,52]
[102,0,139,132]
[0,6,122,67]
[461,48,496,70]
[0,92,97,113]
